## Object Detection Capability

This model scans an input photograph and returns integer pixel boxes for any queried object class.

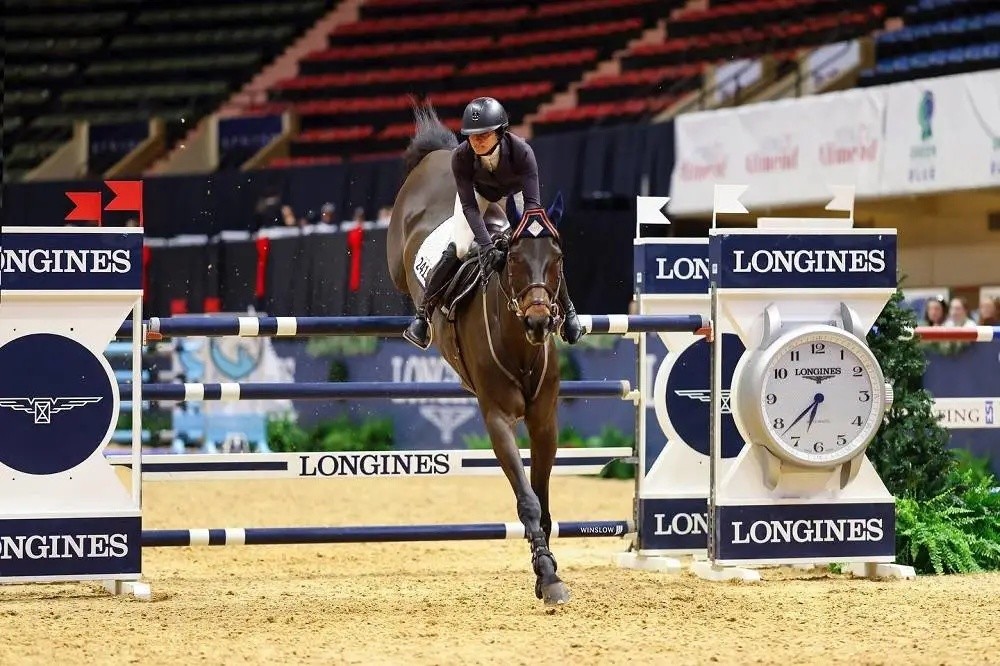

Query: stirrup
[402,314,432,350]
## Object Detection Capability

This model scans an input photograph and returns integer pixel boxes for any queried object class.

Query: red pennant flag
[104,180,143,225]
[65,191,103,224]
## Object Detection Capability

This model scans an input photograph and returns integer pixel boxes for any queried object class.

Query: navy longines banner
[0,230,143,291]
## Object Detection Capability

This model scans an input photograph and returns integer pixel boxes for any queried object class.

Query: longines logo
[794,368,841,383]
[0,533,129,560]
[0,397,103,424]
[732,518,884,544]
[654,512,708,536]
[654,257,709,281]
[299,452,450,477]
[732,249,886,274]
[0,249,132,274]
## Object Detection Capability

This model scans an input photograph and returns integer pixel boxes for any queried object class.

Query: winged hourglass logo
[0,397,104,424]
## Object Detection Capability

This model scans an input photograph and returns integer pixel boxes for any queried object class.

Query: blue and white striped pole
[143,520,635,547]
[118,380,634,401]
[117,314,708,339]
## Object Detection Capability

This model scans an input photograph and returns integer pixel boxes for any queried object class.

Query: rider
[403,96,583,350]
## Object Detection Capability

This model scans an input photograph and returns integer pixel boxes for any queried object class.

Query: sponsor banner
[634,241,710,295]
[933,397,998,429]
[639,497,709,551]
[669,87,884,214]
[710,232,897,290]
[715,501,896,562]
[0,230,143,291]
[0,516,141,579]
[881,70,1000,195]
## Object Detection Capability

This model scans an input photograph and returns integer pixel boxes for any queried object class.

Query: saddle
[437,204,510,322]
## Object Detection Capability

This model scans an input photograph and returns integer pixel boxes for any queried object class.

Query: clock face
[760,332,881,465]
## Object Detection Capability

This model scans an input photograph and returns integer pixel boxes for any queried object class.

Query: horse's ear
[546,191,564,227]
[506,195,522,224]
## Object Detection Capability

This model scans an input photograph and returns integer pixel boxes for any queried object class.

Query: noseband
[493,237,563,335]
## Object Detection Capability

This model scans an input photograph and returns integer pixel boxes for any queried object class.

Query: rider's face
[469,131,499,155]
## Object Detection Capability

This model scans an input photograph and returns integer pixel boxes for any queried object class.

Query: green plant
[866,287,955,501]
[266,414,310,452]
[583,425,635,479]
[306,336,378,358]
[327,358,349,382]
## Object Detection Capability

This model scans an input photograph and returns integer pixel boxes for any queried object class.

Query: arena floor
[2,473,998,666]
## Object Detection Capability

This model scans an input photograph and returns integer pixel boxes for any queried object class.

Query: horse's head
[502,192,565,345]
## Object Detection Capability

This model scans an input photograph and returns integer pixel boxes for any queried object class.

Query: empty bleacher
[4,0,334,181]
[860,0,999,86]
[532,0,888,134]
[255,0,669,166]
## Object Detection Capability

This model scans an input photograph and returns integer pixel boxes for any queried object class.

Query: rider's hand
[490,233,509,255]
[480,244,505,272]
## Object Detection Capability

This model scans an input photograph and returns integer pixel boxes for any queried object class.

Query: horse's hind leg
[482,408,570,606]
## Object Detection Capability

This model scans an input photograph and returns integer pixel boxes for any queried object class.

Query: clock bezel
[754,326,886,468]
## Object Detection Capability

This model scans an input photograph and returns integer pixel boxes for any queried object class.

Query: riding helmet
[460,97,509,136]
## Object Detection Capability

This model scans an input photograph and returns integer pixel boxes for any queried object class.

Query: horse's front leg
[482,408,570,606]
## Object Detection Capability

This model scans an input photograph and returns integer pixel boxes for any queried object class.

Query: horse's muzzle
[523,311,552,345]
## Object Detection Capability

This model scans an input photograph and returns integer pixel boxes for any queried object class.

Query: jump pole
[119,380,637,401]
[116,313,707,340]
[143,520,635,547]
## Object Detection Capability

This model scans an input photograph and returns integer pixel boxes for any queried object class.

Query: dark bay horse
[386,104,571,606]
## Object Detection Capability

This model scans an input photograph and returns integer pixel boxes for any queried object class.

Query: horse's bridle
[493,233,564,335]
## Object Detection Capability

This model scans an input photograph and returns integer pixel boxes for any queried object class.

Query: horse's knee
[517,492,542,526]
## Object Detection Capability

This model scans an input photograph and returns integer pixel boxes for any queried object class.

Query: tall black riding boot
[403,243,460,350]
[557,270,583,344]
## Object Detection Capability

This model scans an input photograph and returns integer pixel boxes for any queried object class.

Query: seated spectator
[978,296,999,326]
[922,295,947,326]
[281,205,302,228]
[375,206,392,228]
[945,297,977,328]
[319,202,337,226]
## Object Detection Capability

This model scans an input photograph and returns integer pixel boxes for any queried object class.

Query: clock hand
[805,393,825,432]
[782,397,819,435]
[805,402,819,432]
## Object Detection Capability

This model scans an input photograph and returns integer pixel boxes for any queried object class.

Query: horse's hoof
[540,581,571,607]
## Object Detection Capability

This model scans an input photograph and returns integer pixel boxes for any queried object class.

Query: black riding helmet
[461,97,509,136]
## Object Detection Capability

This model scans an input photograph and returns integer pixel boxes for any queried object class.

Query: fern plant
[895,467,1000,574]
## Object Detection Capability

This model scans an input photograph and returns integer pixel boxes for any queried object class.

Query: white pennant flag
[712,184,749,215]
[825,185,856,219]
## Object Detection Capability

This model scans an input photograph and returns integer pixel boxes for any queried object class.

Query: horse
[386,104,571,606]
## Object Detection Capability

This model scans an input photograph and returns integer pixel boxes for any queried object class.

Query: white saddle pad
[413,194,511,287]
[413,200,460,288]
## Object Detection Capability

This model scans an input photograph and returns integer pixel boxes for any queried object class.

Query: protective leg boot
[557,271,583,344]
[403,244,459,349]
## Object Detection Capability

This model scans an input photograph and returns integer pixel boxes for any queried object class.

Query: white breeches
[452,191,522,259]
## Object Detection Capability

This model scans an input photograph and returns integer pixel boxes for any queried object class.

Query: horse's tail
[402,100,458,179]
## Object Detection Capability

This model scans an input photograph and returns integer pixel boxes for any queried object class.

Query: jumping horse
[387,104,571,606]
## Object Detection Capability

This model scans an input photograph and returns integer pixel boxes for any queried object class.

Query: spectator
[319,202,336,226]
[978,296,999,325]
[352,206,366,224]
[945,297,976,328]
[922,295,947,326]
[376,205,392,227]
[280,205,301,228]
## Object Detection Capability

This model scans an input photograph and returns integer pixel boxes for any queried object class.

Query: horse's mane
[402,101,458,179]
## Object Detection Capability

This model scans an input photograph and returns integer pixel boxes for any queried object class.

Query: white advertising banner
[880,69,1000,195]
[669,87,885,215]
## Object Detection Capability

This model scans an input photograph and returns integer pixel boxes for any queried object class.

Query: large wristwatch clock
[733,305,894,489]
